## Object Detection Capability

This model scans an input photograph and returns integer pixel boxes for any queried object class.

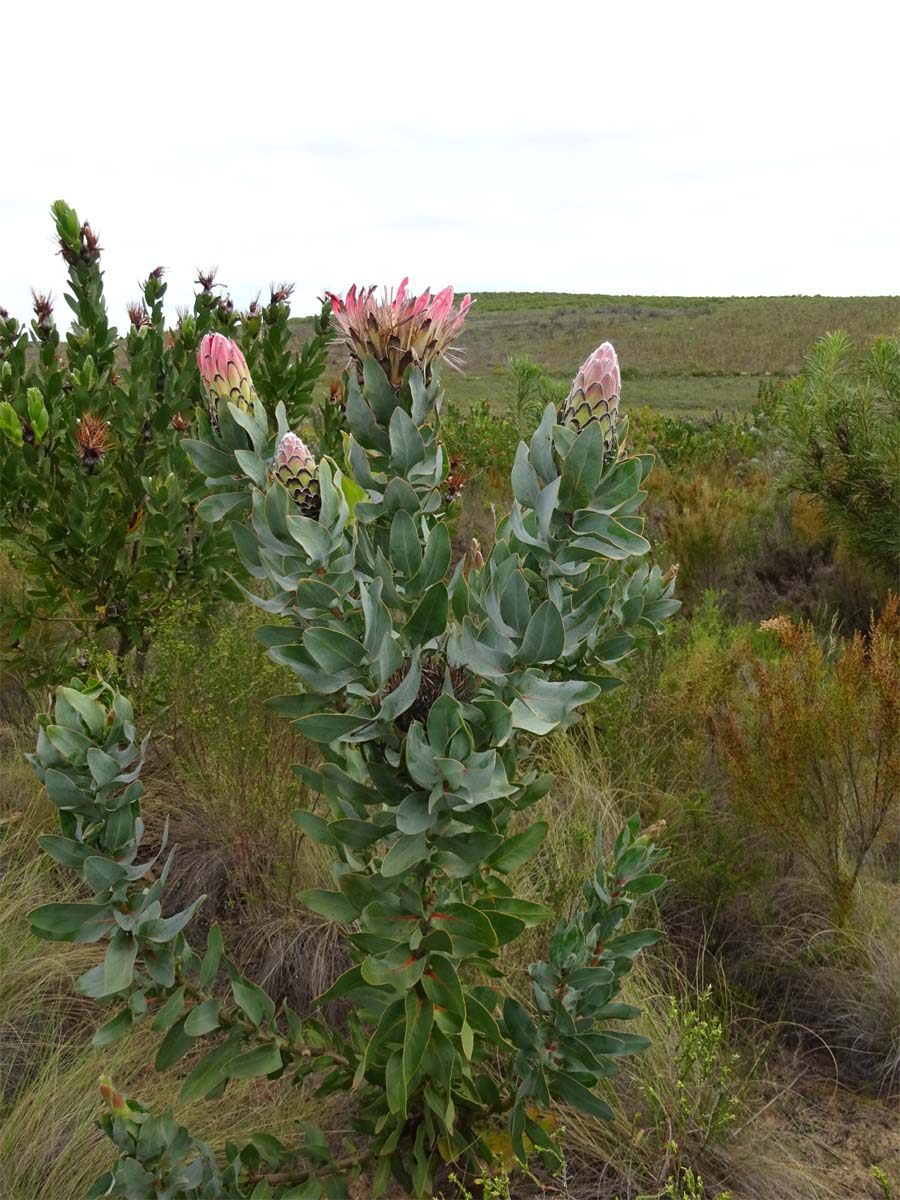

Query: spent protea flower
[560,341,621,455]
[75,413,110,472]
[272,432,320,518]
[326,277,472,388]
[196,333,257,418]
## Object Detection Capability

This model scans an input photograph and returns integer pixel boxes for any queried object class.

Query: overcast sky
[3,0,898,326]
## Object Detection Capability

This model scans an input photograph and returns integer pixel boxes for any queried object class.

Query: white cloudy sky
[3,0,898,324]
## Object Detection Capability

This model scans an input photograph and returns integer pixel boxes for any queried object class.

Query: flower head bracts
[560,341,621,457]
[327,277,472,388]
[197,332,258,418]
[272,431,320,518]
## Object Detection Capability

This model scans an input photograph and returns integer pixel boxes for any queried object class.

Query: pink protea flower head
[196,332,257,417]
[272,431,320,518]
[560,341,621,455]
[326,277,472,389]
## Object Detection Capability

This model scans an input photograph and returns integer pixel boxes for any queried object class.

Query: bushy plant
[0,201,331,681]
[716,598,900,927]
[631,407,771,475]
[442,398,520,484]
[26,283,680,1197]
[774,331,900,578]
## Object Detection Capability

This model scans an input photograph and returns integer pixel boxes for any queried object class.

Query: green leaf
[179,1035,242,1103]
[303,627,366,673]
[589,456,642,513]
[430,903,498,948]
[465,992,509,1048]
[59,686,106,737]
[487,902,556,926]
[92,1007,132,1047]
[389,510,422,578]
[503,997,537,1050]
[559,421,603,510]
[292,810,339,847]
[101,929,137,995]
[42,769,86,810]
[404,583,448,645]
[184,998,221,1036]
[227,1043,283,1080]
[389,406,426,472]
[293,713,370,744]
[381,833,429,878]
[517,600,565,665]
[182,439,238,479]
[487,821,548,873]
[37,835,91,869]
[329,819,382,849]
[604,929,663,959]
[361,949,425,990]
[550,1071,615,1121]
[386,1048,407,1116]
[45,724,93,760]
[403,989,434,1085]
[151,986,186,1032]
[232,978,276,1027]
[197,490,249,522]
[198,924,225,989]
[298,889,359,923]
[29,902,111,942]
[86,747,122,787]
[421,955,465,1019]
[155,1015,195,1070]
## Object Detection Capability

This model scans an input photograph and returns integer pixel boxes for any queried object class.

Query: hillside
[299,293,900,416]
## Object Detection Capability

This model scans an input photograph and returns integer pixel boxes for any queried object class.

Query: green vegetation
[1,274,898,1199]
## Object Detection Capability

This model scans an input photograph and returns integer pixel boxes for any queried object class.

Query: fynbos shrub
[0,201,331,680]
[27,281,679,1198]
[774,330,900,578]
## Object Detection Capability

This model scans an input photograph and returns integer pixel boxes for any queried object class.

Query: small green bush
[774,331,900,578]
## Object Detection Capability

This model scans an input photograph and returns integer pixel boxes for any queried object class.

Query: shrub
[774,331,900,578]
[0,201,331,682]
[24,297,680,1197]
[716,598,900,927]
[442,398,520,483]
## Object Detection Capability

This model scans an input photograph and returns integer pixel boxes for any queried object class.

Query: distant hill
[299,293,900,417]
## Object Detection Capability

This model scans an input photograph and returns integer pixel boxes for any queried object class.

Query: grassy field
[302,293,900,416]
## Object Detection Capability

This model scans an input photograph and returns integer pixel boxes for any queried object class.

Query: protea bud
[560,341,621,456]
[326,278,472,389]
[196,332,257,417]
[98,1074,130,1118]
[75,413,110,472]
[272,432,320,518]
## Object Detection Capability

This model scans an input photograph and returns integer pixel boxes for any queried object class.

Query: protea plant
[327,276,471,388]
[27,290,679,1199]
[271,431,320,517]
[559,340,621,456]
[197,330,259,417]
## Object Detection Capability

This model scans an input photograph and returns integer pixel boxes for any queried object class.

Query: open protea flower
[196,332,257,417]
[560,341,621,455]
[75,413,110,472]
[272,432,320,518]
[326,278,471,388]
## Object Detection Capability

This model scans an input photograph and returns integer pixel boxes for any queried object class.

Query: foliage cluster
[0,202,332,681]
[772,330,900,578]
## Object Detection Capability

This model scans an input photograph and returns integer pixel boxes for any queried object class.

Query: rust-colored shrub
[716,597,900,925]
